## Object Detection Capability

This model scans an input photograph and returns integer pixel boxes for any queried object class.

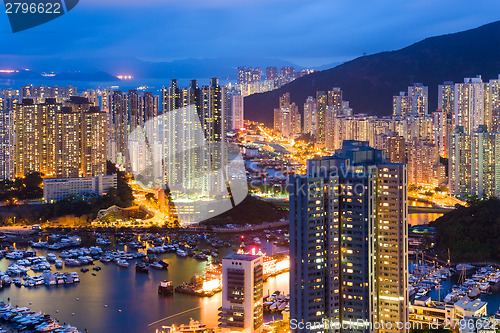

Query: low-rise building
[43,174,117,203]
[410,296,488,330]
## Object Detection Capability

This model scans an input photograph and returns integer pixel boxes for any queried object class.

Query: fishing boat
[136,263,150,273]
[64,259,81,267]
[158,280,174,296]
[13,278,22,287]
[150,262,164,270]
[46,253,57,262]
[158,260,169,269]
[193,253,207,261]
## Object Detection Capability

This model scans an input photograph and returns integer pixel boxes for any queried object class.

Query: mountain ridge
[244,20,500,125]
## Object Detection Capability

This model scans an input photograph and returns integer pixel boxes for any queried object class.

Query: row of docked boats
[146,244,218,259]
[409,265,453,299]
[99,250,147,269]
[30,235,81,250]
[135,259,169,273]
[0,302,80,332]
[58,247,103,258]
[264,291,289,313]
[0,271,80,288]
[443,266,500,303]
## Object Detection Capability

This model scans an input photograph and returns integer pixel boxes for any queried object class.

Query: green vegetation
[202,195,287,225]
[0,162,134,223]
[0,172,44,202]
[271,320,289,333]
[430,198,500,262]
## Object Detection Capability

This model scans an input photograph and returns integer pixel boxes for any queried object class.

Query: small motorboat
[135,263,150,273]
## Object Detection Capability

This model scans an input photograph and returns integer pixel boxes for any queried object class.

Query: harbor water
[0,242,289,333]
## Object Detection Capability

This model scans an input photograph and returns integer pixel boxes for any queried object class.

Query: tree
[145,193,156,202]
[106,160,134,207]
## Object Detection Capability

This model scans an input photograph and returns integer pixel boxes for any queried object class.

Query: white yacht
[116,260,129,268]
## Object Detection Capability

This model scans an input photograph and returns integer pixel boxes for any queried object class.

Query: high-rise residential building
[392,92,413,117]
[296,69,315,78]
[64,96,108,177]
[82,89,99,106]
[408,83,428,116]
[274,104,301,139]
[106,89,159,171]
[161,78,228,202]
[266,67,279,81]
[274,93,301,138]
[488,75,500,132]
[80,108,108,177]
[13,98,59,178]
[20,84,77,101]
[230,94,244,130]
[290,141,408,333]
[237,67,249,84]
[280,67,295,81]
[316,91,327,143]
[161,79,199,195]
[0,96,12,180]
[54,107,80,178]
[449,126,500,198]
[438,81,454,118]
[280,92,291,109]
[433,109,449,158]
[407,139,441,186]
[470,126,500,198]
[100,88,112,113]
[393,116,434,144]
[12,97,107,179]
[126,89,141,131]
[273,107,283,134]
[341,101,353,117]
[324,106,337,151]
[449,127,471,197]
[143,92,160,121]
[237,67,262,84]
[251,68,262,84]
[108,91,128,168]
[303,96,317,136]
[327,88,343,111]
[454,76,485,135]
[218,253,264,333]
[386,135,406,163]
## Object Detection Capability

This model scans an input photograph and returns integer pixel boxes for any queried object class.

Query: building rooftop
[454,297,487,312]
[223,253,260,261]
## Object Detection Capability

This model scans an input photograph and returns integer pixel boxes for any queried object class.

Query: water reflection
[0,242,289,332]
[408,213,443,226]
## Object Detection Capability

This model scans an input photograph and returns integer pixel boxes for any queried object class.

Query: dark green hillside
[430,199,500,262]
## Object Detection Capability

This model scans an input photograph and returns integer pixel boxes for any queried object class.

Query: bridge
[408,206,454,214]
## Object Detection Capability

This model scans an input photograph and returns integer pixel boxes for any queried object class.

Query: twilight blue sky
[1,0,500,67]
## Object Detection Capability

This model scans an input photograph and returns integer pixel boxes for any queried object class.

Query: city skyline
[1,5,500,332]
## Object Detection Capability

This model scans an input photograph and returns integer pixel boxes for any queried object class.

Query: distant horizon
[1,0,500,69]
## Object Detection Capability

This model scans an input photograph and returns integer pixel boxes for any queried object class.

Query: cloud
[0,0,499,67]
